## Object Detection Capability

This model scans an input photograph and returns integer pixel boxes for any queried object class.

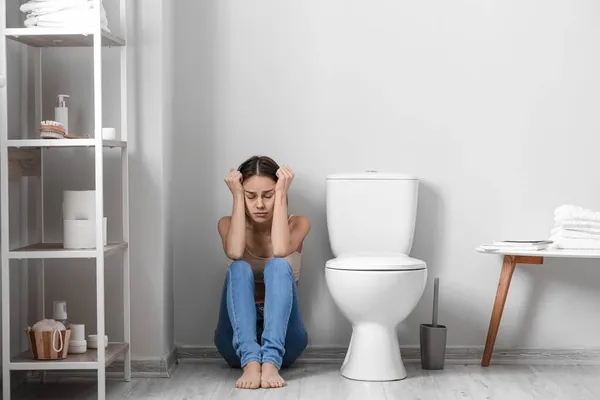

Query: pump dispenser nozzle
[57,94,69,107]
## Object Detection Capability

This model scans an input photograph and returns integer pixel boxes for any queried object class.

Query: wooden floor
[9,360,600,399]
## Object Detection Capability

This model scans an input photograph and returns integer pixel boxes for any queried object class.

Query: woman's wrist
[275,189,287,205]
[275,188,288,197]
[233,192,245,202]
[232,193,246,215]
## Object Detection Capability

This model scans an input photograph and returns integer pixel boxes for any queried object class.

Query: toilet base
[340,324,406,381]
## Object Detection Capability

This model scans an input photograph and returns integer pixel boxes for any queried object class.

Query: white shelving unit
[0,1,131,399]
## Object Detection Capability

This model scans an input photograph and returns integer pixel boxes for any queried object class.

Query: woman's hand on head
[225,168,244,196]
[275,166,294,194]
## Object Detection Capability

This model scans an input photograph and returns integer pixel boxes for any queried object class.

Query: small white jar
[87,334,108,349]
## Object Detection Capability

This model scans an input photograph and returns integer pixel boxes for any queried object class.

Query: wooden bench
[476,247,600,366]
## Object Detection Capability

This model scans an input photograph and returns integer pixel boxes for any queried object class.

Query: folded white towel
[25,21,109,31]
[26,4,92,17]
[554,220,600,234]
[23,7,108,30]
[550,227,600,239]
[20,0,108,31]
[24,18,108,30]
[549,237,600,250]
[554,204,600,223]
[29,7,103,22]
[21,0,90,15]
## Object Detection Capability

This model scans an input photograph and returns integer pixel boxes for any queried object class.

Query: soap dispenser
[55,94,70,134]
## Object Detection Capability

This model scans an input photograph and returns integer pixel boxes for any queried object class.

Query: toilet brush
[432,277,439,327]
[420,277,447,370]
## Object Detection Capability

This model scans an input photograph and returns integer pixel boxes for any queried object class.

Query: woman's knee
[228,260,253,280]
[264,257,293,278]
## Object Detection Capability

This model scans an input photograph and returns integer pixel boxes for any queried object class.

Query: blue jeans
[214,258,308,369]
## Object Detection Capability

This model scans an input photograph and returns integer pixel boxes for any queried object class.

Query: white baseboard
[176,345,600,366]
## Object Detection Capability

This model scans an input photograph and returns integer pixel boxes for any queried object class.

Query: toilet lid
[325,255,426,271]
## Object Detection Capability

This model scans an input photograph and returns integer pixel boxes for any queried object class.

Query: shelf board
[10,343,128,371]
[9,242,128,259]
[6,139,126,149]
[5,28,125,47]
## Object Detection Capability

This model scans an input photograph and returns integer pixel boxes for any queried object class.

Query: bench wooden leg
[481,255,543,366]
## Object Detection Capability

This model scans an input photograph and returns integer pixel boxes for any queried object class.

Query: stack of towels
[20,0,109,31]
[550,205,600,250]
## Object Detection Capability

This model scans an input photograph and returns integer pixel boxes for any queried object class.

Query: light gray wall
[123,0,175,360]
[32,0,174,360]
[172,0,600,348]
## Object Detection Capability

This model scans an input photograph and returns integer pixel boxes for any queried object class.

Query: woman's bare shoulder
[289,215,310,229]
[289,215,311,253]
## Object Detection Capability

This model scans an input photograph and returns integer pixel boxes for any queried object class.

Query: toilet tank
[326,172,419,257]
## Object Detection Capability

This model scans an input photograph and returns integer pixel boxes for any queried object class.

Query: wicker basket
[27,328,71,360]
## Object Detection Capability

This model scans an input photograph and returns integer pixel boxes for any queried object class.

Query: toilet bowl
[326,255,426,381]
[324,171,426,381]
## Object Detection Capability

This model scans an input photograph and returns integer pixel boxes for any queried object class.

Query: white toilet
[325,172,427,382]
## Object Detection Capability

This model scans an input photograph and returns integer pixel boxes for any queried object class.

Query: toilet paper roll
[63,218,107,249]
[62,191,96,221]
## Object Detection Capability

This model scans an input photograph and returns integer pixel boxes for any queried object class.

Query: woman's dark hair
[238,156,280,183]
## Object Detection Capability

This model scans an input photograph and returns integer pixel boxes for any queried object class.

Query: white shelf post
[120,0,131,383]
[0,1,11,398]
[93,0,106,398]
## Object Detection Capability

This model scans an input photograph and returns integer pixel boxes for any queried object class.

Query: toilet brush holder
[420,277,447,370]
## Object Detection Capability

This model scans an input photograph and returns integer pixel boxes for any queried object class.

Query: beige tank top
[226,215,302,282]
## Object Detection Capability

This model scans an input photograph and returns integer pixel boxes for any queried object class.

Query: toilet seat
[326,254,426,271]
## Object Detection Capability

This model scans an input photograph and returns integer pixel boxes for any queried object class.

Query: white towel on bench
[554,220,600,234]
[549,236,600,250]
[551,227,600,239]
[554,204,600,223]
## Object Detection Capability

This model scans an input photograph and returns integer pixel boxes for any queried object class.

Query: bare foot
[236,361,261,389]
[261,362,285,388]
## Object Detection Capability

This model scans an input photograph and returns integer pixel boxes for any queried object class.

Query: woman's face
[242,175,277,223]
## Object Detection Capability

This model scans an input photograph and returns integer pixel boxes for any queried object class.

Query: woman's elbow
[225,249,244,260]
[272,247,290,258]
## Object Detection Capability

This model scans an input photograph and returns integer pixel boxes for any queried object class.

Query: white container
[87,334,108,349]
[55,94,69,134]
[62,190,96,220]
[63,218,107,249]
[68,340,87,354]
[70,324,85,341]
[102,127,116,140]
[53,300,67,321]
